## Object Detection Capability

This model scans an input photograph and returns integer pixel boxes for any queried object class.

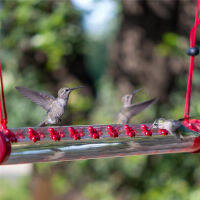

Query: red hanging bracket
[184,0,200,120]
[0,62,11,164]
[0,132,11,164]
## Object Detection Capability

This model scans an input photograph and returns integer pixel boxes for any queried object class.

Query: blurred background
[1,0,200,199]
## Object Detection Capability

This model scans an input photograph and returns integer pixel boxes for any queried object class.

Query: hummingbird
[151,118,181,136]
[16,86,84,126]
[150,118,200,139]
[116,89,157,124]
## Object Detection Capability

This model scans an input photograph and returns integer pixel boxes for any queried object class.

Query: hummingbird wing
[129,88,143,103]
[16,86,56,111]
[124,98,157,119]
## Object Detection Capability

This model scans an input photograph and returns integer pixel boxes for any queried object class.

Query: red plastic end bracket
[183,119,200,153]
[0,132,11,164]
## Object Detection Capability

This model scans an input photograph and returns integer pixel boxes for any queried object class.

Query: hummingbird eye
[152,121,158,127]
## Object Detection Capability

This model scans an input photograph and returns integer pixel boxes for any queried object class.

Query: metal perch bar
[2,123,200,165]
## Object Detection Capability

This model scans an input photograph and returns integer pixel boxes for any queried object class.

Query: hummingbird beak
[70,86,84,91]
[148,125,153,130]
[148,121,156,130]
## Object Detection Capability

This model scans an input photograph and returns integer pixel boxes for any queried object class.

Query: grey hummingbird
[116,89,157,124]
[150,118,200,139]
[16,86,84,126]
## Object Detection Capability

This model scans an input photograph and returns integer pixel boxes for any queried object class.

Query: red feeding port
[78,129,85,137]
[4,129,17,143]
[106,125,119,137]
[16,132,25,140]
[68,127,84,140]
[88,126,101,139]
[38,131,46,139]
[57,128,66,138]
[159,129,169,136]
[48,128,60,141]
[28,128,40,143]
[141,124,152,136]
[124,125,136,137]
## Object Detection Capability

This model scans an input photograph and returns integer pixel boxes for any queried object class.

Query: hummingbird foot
[37,120,47,127]
[176,133,184,141]
[172,130,184,141]
[37,118,62,127]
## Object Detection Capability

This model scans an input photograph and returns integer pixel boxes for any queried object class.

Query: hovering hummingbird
[116,89,157,124]
[16,86,84,126]
[150,118,200,139]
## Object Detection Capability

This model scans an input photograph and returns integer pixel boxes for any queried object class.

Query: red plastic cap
[0,133,11,164]
[182,119,200,133]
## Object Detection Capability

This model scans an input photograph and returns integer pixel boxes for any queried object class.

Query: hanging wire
[184,0,200,119]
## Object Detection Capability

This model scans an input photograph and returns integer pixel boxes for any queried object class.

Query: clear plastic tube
[2,123,200,165]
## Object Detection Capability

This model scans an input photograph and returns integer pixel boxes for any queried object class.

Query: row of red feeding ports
[0,124,169,144]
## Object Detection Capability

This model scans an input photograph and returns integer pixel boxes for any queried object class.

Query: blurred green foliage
[1,1,200,200]
[0,177,30,200]
[0,0,91,127]
[157,33,187,57]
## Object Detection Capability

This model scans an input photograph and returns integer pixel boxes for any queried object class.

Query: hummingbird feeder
[1,0,200,165]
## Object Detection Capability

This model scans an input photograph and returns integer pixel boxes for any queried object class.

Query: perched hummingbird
[150,118,200,139]
[16,86,84,126]
[151,118,181,136]
[116,89,157,124]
